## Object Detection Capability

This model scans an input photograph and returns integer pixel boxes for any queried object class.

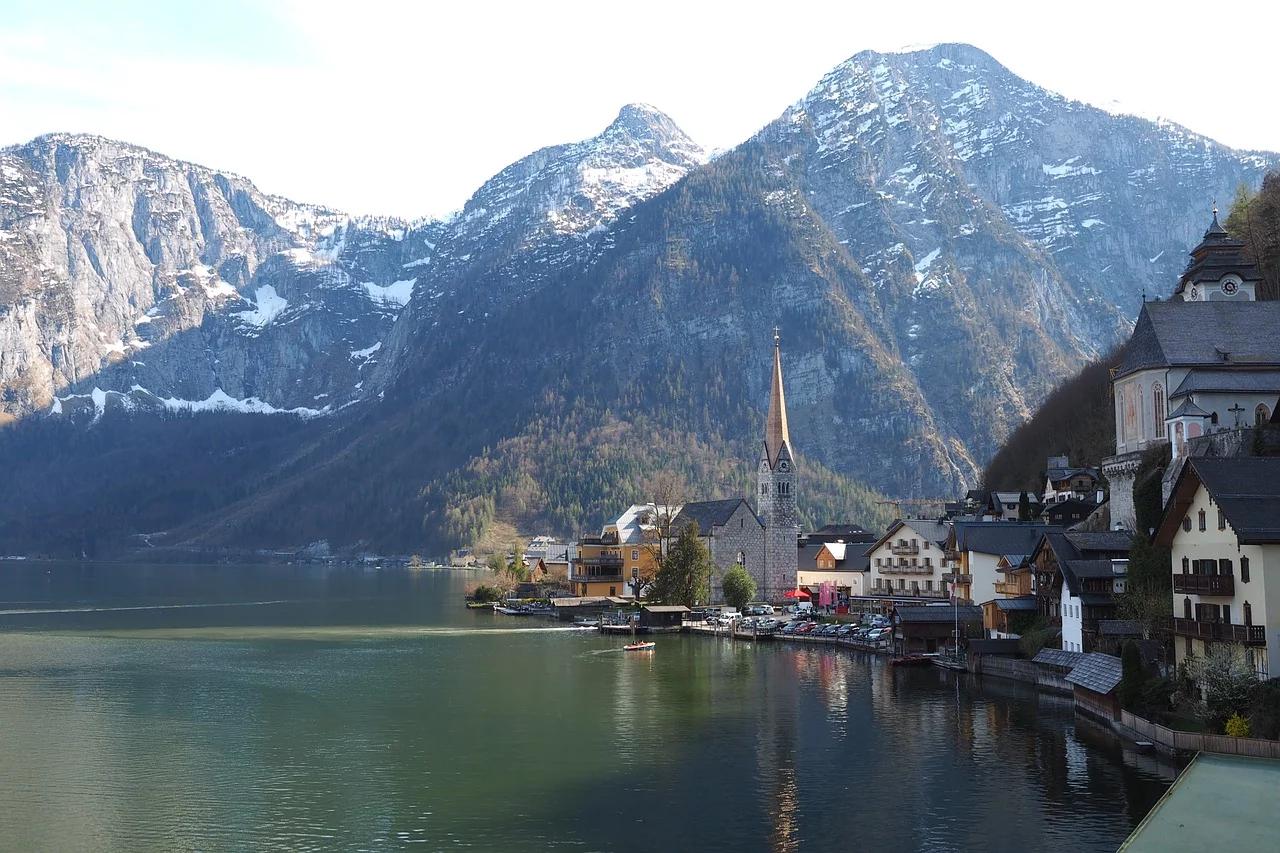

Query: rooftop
[671,499,758,536]
[895,605,983,624]
[1119,753,1280,852]
[1186,457,1280,543]
[1064,652,1123,694]
[1114,301,1280,379]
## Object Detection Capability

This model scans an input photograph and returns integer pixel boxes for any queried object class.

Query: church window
[1198,509,1206,531]
[1257,404,1272,425]
[1153,384,1165,429]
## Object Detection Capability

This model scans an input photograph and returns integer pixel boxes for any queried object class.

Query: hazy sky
[3,0,1278,218]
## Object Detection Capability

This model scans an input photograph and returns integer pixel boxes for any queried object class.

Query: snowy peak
[598,103,706,167]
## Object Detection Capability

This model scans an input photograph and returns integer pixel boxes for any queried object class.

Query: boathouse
[639,605,689,631]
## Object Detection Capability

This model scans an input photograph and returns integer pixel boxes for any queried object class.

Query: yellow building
[571,504,668,598]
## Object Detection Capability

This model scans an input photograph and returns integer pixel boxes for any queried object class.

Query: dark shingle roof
[993,596,1038,612]
[1042,499,1100,522]
[671,499,758,536]
[1063,531,1133,554]
[1189,457,1280,543]
[1033,648,1084,670]
[1065,652,1124,695]
[1168,398,1212,419]
[1064,559,1120,579]
[954,522,1061,557]
[1170,368,1280,398]
[896,605,983,624]
[1173,212,1264,293]
[1114,301,1280,379]
[1097,619,1143,637]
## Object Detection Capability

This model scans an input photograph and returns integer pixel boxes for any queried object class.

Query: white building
[1157,457,1280,682]
[1102,211,1280,531]
[867,519,951,601]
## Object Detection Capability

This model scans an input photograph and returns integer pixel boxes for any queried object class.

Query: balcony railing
[1168,617,1265,645]
[870,586,948,599]
[570,571,625,583]
[1173,574,1235,596]
[577,555,624,568]
[890,543,920,556]
[994,580,1025,596]
[942,573,967,584]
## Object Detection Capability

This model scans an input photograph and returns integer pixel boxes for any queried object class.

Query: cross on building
[1228,403,1246,427]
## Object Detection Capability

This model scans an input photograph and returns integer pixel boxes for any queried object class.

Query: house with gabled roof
[1156,456,1280,685]
[867,518,951,602]
[1031,530,1132,652]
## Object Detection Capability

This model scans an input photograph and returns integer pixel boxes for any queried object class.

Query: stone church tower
[757,329,800,601]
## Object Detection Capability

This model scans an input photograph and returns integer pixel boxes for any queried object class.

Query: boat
[891,654,932,666]
[495,606,535,615]
[623,641,656,651]
[465,601,494,610]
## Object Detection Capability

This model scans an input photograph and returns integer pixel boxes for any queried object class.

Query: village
[462,210,1280,773]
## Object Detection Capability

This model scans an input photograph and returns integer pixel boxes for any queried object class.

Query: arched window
[1244,601,1253,626]
[1181,557,1189,573]
[1153,383,1166,431]
[1198,509,1206,531]
[1257,403,1272,425]
[1183,597,1192,619]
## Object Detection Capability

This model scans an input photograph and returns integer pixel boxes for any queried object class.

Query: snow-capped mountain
[0,133,431,420]
[0,44,1276,557]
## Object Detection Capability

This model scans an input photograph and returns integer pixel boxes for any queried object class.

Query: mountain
[0,133,441,422]
[0,44,1276,557]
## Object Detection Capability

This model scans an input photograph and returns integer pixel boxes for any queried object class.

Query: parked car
[797,622,818,634]
[836,624,856,637]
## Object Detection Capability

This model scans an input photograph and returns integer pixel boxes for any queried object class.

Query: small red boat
[623,642,656,652]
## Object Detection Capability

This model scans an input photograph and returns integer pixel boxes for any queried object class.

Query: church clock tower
[757,329,800,602]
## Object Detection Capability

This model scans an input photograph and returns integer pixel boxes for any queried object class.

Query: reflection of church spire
[764,327,791,469]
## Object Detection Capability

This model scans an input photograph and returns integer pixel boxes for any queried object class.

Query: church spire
[764,327,791,468]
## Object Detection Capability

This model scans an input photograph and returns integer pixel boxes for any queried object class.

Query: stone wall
[705,501,765,604]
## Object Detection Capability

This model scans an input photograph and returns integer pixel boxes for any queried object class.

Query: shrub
[1225,713,1252,738]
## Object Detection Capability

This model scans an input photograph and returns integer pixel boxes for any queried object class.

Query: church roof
[670,499,759,537]
[1169,368,1280,398]
[1173,210,1262,295]
[1113,301,1280,379]
[764,332,792,468]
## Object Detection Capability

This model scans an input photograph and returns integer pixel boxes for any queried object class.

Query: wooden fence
[971,655,1073,694]
[1119,710,1280,759]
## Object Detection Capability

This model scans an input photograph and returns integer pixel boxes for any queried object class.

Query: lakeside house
[866,519,951,601]
[1155,456,1280,685]
[1031,531,1132,652]
[947,521,1060,607]
[892,604,983,655]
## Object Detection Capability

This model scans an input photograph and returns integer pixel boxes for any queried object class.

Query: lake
[0,562,1175,852]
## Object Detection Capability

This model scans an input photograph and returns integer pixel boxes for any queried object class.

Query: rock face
[0,44,1276,554]
[0,134,425,419]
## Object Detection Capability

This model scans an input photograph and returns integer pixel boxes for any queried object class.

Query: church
[1103,209,1280,531]
[670,329,800,603]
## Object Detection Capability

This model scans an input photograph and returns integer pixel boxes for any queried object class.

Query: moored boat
[623,641,655,651]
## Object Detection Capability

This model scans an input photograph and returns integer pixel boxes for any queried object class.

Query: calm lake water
[0,563,1175,852]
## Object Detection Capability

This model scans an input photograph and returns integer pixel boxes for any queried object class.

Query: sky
[3,0,1279,219]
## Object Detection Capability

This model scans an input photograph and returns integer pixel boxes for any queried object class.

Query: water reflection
[0,564,1176,852]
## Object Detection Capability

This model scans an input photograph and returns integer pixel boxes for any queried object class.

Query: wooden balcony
[1168,617,1265,645]
[870,586,948,599]
[994,580,1024,595]
[881,563,933,575]
[890,543,919,556]
[1173,574,1235,596]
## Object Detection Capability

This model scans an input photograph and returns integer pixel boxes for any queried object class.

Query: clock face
[778,460,789,472]
[1222,279,1239,295]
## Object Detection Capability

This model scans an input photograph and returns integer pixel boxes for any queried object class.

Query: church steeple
[764,327,791,469]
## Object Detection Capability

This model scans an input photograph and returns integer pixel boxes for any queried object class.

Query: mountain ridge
[0,43,1276,556]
